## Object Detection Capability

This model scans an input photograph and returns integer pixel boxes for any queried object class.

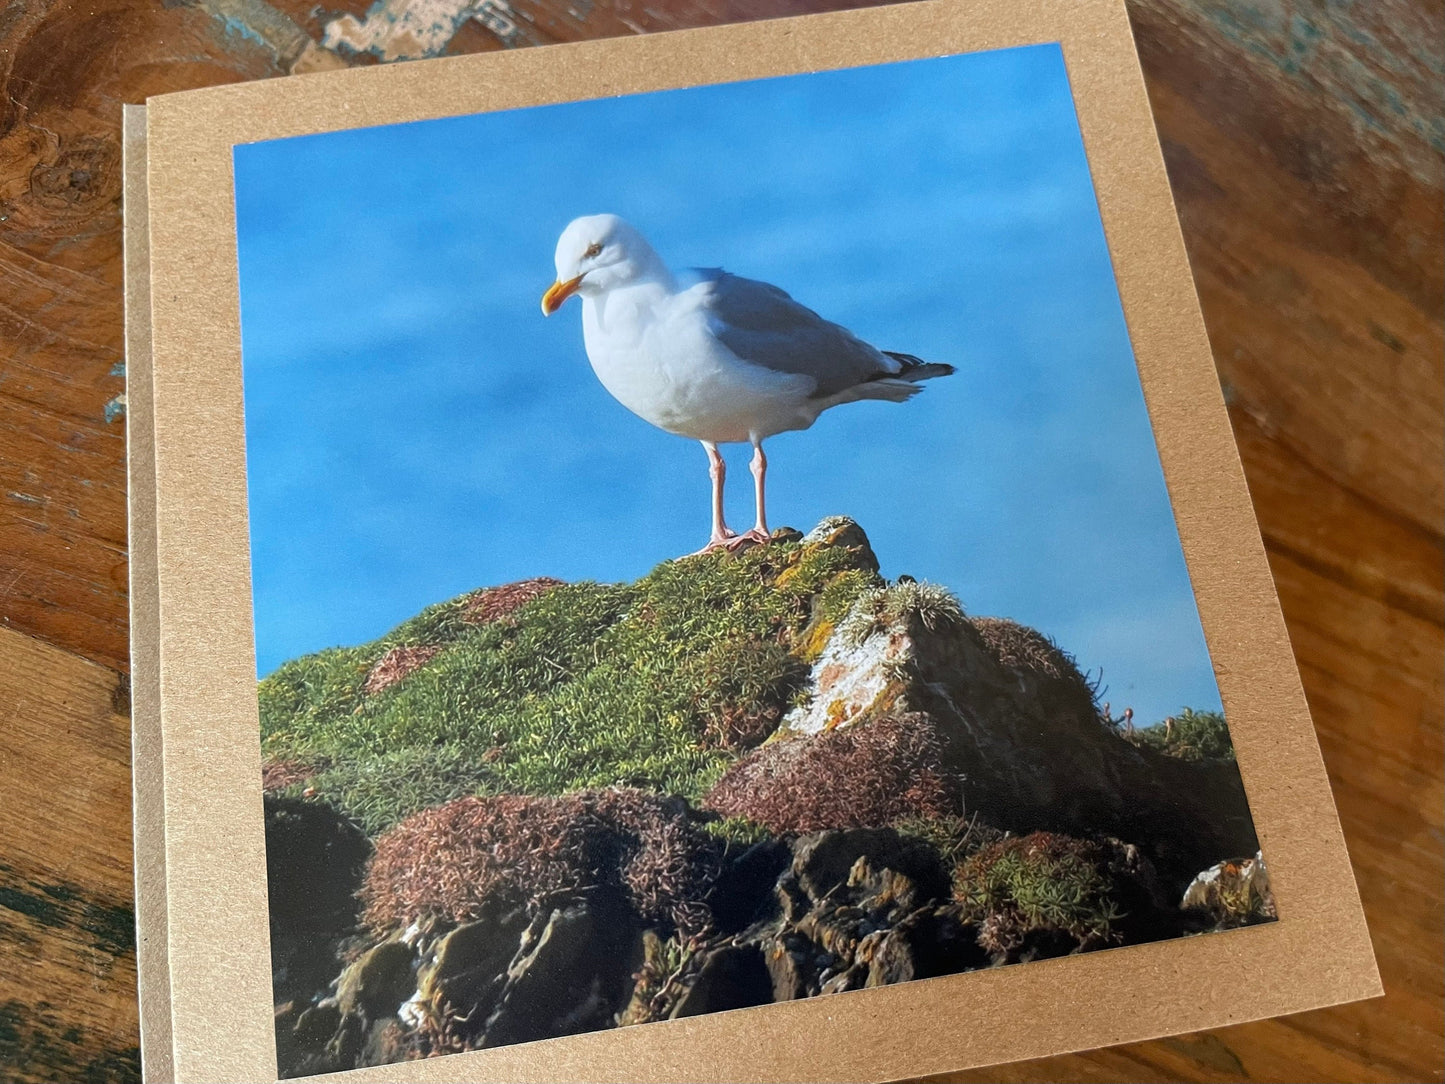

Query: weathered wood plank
[0,627,139,1083]
[0,0,1438,1080]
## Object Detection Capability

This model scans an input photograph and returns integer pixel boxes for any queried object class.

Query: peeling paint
[197,0,349,74]
[475,0,524,47]
[104,394,126,423]
[220,12,269,49]
[198,0,307,64]
[323,0,528,60]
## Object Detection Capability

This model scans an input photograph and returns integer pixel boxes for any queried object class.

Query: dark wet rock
[865,926,918,986]
[266,795,373,1024]
[791,832,947,907]
[864,906,987,986]
[481,897,642,1048]
[775,873,812,923]
[711,839,792,934]
[717,830,986,1003]
[615,929,675,1027]
[761,935,812,1001]
[337,940,415,1021]
[274,995,348,1078]
[818,960,868,994]
[848,853,949,918]
[264,795,369,935]
[360,1018,412,1068]
[792,828,947,904]
[794,903,870,960]
[326,1009,367,1069]
[669,944,774,1018]
[420,906,530,1027]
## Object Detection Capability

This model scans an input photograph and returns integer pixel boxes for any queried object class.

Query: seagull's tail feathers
[830,359,952,407]
[815,351,955,410]
[881,351,956,383]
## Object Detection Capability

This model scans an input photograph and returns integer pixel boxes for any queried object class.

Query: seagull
[541,214,954,554]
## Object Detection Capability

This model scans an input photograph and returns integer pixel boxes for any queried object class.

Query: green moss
[955,833,1124,956]
[259,531,881,835]
[794,567,879,663]
[617,931,696,1027]
[701,815,773,847]
[894,814,1004,867]
[277,747,501,838]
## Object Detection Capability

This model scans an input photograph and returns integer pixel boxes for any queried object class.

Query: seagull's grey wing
[687,269,899,399]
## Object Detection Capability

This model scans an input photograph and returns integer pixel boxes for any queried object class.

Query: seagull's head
[541,214,668,315]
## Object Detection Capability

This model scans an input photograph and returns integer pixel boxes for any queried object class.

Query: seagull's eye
[583,242,603,260]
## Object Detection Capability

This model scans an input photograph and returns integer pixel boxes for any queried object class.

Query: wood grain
[0,627,139,1082]
[0,0,1439,1081]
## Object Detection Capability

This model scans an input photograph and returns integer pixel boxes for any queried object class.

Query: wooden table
[1,1,1440,1080]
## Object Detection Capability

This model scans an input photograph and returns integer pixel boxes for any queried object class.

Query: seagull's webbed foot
[688,528,773,557]
[722,528,772,551]
[690,529,740,557]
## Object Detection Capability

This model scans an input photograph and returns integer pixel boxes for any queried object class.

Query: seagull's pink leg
[690,442,739,555]
[724,440,772,549]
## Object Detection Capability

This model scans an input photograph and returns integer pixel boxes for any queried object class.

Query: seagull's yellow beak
[541,274,585,316]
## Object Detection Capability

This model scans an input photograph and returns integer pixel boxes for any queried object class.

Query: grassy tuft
[273,747,500,838]
[700,815,774,847]
[1128,708,1235,761]
[838,581,967,648]
[954,832,1125,958]
[893,813,1007,868]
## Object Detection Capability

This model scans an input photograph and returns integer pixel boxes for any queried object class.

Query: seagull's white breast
[580,282,818,444]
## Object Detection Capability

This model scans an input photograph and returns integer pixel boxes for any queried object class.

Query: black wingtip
[883,351,955,382]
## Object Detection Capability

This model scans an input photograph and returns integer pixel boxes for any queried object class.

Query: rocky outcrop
[1181,851,1276,928]
[273,819,1266,1077]
[265,796,371,1021]
[262,516,1268,1075]
[707,575,1258,888]
[275,828,985,1074]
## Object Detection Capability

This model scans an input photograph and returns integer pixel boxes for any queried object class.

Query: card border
[138,1,1380,1079]
[123,103,178,1084]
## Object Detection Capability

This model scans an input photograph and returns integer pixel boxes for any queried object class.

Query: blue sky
[233,43,1223,724]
